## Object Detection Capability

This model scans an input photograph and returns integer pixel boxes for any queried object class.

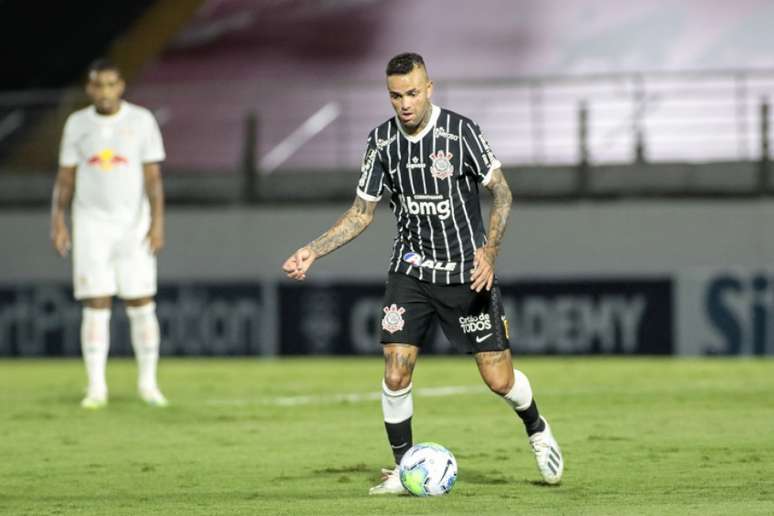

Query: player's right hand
[282,247,317,280]
[51,221,71,257]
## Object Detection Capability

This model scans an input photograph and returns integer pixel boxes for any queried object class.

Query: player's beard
[404,104,431,134]
[95,98,120,115]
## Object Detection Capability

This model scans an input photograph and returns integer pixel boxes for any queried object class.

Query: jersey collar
[395,104,440,143]
[88,101,128,123]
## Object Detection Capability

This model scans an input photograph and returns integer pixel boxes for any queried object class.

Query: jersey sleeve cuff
[142,154,166,164]
[356,187,382,202]
[480,160,503,186]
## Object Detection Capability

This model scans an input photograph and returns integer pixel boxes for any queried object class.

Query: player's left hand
[146,223,165,255]
[470,246,496,292]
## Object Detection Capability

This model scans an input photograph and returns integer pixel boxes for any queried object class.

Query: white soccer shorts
[72,217,157,300]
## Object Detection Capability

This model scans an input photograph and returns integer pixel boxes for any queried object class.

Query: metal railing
[1,69,772,174]
[305,69,774,170]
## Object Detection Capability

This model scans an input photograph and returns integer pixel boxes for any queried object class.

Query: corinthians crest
[429,150,454,180]
[381,304,406,334]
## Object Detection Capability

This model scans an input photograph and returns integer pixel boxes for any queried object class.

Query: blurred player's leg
[382,378,414,464]
[369,343,417,495]
[526,416,563,485]
[126,299,167,407]
[478,357,563,484]
[80,303,111,409]
[73,217,118,410]
[448,283,563,484]
[498,365,543,434]
[118,221,164,406]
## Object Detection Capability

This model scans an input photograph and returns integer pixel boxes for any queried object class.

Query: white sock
[381,380,414,423]
[81,307,110,397]
[127,302,161,392]
[502,369,533,411]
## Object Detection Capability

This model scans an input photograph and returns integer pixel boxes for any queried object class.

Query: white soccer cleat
[368,466,407,495]
[528,416,564,485]
[139,387,169,407]
[80,392,107,410]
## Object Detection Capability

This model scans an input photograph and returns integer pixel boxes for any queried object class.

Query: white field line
[206,385,487,407]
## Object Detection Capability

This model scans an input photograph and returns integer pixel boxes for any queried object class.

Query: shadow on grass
[461,469,561,489]
[587,434,632,442]
[313,463,371,475]
[270,463,373,484]
[459,469,512,485]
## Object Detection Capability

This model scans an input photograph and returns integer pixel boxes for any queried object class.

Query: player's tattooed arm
[283,196,378,280]
[483,167,513,256]
[50,166,76,257]
[471,168,512,292]
[307,196,377,258]
[143,163,165,254]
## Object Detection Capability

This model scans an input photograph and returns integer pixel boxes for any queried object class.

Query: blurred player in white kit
[50,59,168,409]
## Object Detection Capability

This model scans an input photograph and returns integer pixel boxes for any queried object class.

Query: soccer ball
[399,442,458,496]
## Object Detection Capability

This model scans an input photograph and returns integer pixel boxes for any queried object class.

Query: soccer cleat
[139,387,169,407]
[80,392,107,410]
[368,466,407,495]
[528,416,564,484]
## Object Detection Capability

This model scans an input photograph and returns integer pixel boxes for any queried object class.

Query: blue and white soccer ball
[399,442,458,496]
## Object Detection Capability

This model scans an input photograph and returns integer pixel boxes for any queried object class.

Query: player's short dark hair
[87,58,121,77]
[386,53,426,76]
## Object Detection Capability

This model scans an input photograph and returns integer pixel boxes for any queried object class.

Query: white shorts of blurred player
[72,217,157,300]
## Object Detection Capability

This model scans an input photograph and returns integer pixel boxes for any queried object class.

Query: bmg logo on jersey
[459,314,492,334]
[399,194,451,220]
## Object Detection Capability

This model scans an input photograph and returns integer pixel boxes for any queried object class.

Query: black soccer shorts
[379,272,510,353]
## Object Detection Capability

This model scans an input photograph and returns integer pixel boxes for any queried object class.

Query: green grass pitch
[1,357,772,515]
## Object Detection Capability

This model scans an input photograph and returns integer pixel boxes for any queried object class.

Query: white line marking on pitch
[206,385,487,407]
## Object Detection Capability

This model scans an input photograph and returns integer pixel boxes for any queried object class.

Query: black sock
[385,417,413,464]
[516,400,546,436]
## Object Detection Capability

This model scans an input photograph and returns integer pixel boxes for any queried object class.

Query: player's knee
[84,297,112,310]
[384,372,411,391]
[124,296,154,308]
[485,375,514,396]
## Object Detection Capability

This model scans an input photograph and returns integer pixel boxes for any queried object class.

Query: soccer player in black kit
[282,53,563,494]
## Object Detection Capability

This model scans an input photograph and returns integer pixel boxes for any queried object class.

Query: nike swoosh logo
[476,333,493,343]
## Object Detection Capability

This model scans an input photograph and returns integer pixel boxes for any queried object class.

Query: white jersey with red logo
[59,101,165,227]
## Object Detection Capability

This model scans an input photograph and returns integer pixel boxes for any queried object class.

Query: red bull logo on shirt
[87,149,129,171]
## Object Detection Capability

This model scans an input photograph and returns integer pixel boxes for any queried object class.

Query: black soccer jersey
[356,105,502,285]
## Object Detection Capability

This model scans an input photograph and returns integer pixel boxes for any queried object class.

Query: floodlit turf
[1,357,773,515]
